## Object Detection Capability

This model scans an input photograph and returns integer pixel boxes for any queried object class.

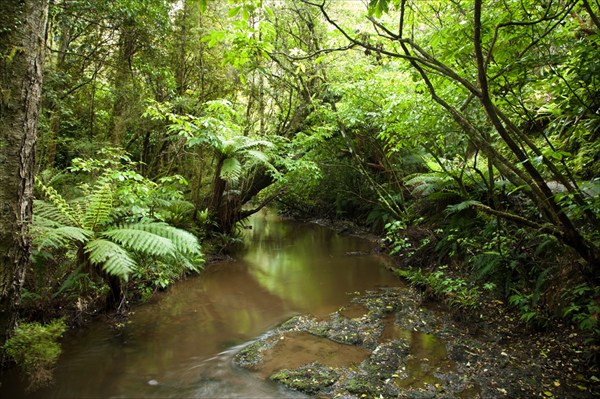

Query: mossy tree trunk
[0,0,48,351]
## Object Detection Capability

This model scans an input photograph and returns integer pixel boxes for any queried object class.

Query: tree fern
[98,222,203,277]
[144,223,202,256]
[171,251,204,272]
[33,156,204,287]
[244,149,279,176]
[234,139,273,152]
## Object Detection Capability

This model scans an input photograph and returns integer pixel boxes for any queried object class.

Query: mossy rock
[270,362,340,394]
[234,340,267,370]
[364,340,410,378]
[344,375,399,398]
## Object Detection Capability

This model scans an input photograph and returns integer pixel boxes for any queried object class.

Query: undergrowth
[395,266,485,312]
[2,319,67,391]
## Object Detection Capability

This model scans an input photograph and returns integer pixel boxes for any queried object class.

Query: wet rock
[234,340,267,371]
[364,340,411,378]
[343,374,400,398]
[234,334,280,370]
[269,362,340,395]
[335,306,386,349]
[234,286,593,399]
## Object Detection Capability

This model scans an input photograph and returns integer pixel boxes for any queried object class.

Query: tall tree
[0,0,49,346]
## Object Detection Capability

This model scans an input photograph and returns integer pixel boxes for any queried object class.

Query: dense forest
[0,0,599,394]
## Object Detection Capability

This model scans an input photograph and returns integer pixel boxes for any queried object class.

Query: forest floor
[233,218,599,398]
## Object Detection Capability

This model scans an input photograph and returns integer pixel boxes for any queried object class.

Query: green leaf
[228,5,241,18]
[264,5,274,18]
[368,0,390,18]
[199,0,207,13]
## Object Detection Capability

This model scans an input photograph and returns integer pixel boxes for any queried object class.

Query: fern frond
[37,169,69,190]
[85,238,136,280]
[472,251,504,280]
[405,173,454,197]
[405,172,450,186]
[123,222,202,257]
[83,182,114,231]
[220,157,242,182]
[444,200,481,216]
[235,139,274,152]
[101,223,177,257]
[32,223,91,250]
[37,185,80,227]
[171,251,204,271]
[165,199,195,214]
[244,149,270,164]
[156,225,202,256]
[33,202,73,227]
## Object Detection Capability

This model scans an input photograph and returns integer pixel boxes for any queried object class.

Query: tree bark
[0,0,48,349]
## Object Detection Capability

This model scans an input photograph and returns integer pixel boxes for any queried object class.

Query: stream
[2,211,404,398]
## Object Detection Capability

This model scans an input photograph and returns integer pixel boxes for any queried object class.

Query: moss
[345,376,381,395]
[2,319,67,390]
[270,362,339,394]
[233,340,265,370]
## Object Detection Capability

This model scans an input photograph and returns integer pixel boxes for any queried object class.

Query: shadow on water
[1,211,400,398]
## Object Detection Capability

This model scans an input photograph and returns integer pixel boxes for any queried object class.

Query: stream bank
[237,217,599,398]
[234,285,596,398]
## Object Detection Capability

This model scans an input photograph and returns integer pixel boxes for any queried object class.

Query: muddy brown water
[1,211,449,398]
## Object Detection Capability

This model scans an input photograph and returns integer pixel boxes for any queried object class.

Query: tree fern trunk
[207,156,227,229]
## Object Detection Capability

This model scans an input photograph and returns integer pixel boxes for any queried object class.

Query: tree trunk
[109,22,136,146]
[205,156,228,230]
[0,0,48,349]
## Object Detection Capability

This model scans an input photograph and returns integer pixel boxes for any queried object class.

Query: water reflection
[245,212,393,316]
[1,211,398,398]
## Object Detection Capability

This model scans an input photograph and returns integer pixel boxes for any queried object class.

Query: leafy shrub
[508,290,548,327]
[561,284,600,352]
[2,319,67,390]
[396,266,481,311]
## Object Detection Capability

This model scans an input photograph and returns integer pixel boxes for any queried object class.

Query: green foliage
[396,266,481,311]
[27,0,600,360]
[31,150,203,305]
[508,290,547,327]
[383,220,412,256]
[2,319,68,390]
[561,284,600,344]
